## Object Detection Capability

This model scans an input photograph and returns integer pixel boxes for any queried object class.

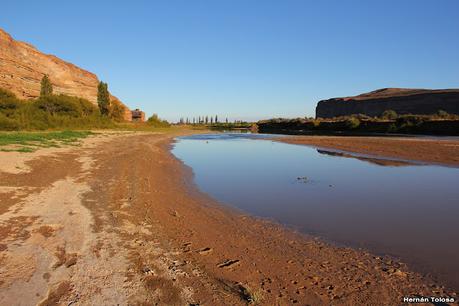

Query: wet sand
[275,135,459,167]
[0,130,456,305]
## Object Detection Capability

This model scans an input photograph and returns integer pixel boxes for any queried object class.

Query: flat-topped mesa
[316,88,459,118]
[0,28,136,121]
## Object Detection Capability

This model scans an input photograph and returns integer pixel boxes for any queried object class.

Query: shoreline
[0,130,457,304]
[274,135,459,167]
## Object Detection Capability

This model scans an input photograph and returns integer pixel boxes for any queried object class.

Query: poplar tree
[97,81,110,116]
[40,75,53,97]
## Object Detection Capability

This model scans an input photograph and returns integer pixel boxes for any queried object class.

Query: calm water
[172,133,459,290]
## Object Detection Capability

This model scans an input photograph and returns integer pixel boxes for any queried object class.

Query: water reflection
[316,149,416,167]
[172,133,459,290]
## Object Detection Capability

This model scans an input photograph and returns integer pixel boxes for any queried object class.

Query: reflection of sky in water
[172,133,459,290]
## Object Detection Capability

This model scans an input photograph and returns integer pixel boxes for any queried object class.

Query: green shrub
[0,88,17,100]
[0,87,116,130]
[109,100,127,122]
[381,109,398,120]
[35,94,98,117]
[311,120,321,128]
[345,117,360,129]
[352,113,372,120]
[437,110,449,118]
[0,113,20,130]
[147,114,170,127]
[0,97,22,117]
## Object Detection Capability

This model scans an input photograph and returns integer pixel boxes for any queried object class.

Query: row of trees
[178,115,231,125]
[380,109,452,120]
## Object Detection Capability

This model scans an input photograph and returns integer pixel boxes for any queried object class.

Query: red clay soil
[276,135,459,167]
[0,131,456,305]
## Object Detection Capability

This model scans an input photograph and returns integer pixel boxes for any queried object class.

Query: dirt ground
[275,135,459,167]
[0,131,456,305]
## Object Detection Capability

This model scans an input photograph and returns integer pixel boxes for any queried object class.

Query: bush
[437,110,449,118]
[0,88,17,100]
[147,114,170,127]
[345,117,360,129]
[35,94,99,117]
[381,109,398,120]
[311,120,321,128]
[0,113,20,130]
[352,113,372,120]
[0,97,21,116]
[0,88,115,130]
[109,100,127,122]
[395,115,425,132]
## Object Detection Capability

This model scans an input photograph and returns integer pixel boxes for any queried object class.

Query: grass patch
[0,130,93,152]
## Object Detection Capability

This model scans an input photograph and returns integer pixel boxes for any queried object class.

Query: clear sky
[2,1,459,122]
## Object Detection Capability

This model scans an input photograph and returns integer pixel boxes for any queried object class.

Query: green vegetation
[344,117,360,129]
[177,115,252,130]
[381,109,398,120]
[147,113,170,127]
[97,81,110,116]
[0,88,115,130]
[257,111,459,136]
[0,130,93,152]
[40,75,53,97]
[110,99,127,122]
[437,109,449,118]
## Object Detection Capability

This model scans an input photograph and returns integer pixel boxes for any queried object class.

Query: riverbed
[172,133,459,290]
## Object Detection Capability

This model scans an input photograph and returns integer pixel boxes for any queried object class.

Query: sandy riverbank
[0,130,456,305]
[275,135,459,167]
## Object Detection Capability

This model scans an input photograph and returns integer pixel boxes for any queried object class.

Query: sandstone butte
[316,87,459,118]
[0,28,132,121]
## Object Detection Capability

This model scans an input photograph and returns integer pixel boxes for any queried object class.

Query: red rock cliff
[316,88,459,118]
[0,28,131,120]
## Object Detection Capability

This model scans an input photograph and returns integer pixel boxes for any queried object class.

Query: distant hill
[0,28,131,120]
[316,88,459,118]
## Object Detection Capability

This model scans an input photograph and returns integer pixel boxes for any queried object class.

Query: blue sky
[2,0,459,121]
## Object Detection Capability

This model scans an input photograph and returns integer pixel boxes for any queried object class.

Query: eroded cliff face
[0,28,130,119]
[316,88,459,118]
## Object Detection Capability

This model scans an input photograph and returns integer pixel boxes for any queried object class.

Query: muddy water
[172,133,459,290]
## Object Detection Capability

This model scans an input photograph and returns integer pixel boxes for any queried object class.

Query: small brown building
[131,109,145,122]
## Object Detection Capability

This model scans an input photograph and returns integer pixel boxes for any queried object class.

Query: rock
[316,88,459,118]
[0,28,131,120]
[297,176,308,183]
[393,269,407,278]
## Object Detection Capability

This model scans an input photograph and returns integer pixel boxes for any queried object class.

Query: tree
[97,81,110,116]
[205,116,208,124]
[210,117,213,124]
[226,117,228,124]
[215,115,218,123]
[40,75,53,97]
